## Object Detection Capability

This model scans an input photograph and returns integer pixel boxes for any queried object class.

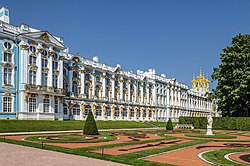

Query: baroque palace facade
[0,7,214,121]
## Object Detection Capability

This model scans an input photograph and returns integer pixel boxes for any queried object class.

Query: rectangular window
[3,68,12,85]
[29,70,36,84]
[29,56,36,65]
[43,98,50,113]
[54,98,58,113]
[3,52,12,62]
[28,97,36,112]
[3,96,12,112]
[41,72,48,86]
[42,58,48,68]
[53,74,57,88]
[52,61,58,70]
[63,105,68,115]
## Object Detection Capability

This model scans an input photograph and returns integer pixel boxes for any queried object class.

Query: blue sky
[2,0,250,89]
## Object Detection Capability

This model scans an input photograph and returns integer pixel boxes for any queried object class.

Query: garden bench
[175,124,194,129]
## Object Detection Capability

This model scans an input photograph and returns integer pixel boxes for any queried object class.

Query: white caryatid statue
[206,113,213,135]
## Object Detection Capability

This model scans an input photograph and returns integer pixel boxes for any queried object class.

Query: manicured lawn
[0,120,151,133]
[185,133,237,139]
[202,148,250,166]
[149,121,178,128]
[0,133,207,166]
[24,132,116,143]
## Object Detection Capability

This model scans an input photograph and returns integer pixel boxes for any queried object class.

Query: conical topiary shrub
[83,111,99,135]
[166,118,173,130]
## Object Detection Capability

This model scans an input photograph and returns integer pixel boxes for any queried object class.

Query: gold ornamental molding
[20,45,29,50]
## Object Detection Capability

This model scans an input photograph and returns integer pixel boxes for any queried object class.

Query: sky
[2,0,250,89]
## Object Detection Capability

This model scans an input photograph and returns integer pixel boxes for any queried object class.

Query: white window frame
[2,96,13,112]
[28,97,36,112]
[29,70,36,84]
[54,98,58,113]
[43,98,50,113]
[3,67,12,85]
[41,72,48,86]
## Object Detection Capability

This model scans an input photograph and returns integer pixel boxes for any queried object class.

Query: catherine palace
[0,7,216,121]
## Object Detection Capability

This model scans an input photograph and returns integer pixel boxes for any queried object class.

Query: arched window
[85,74,91,81]
[106,107,111,117]
[73,71,79,78]
[42,50,47,56]
[115,108,119,118]
[96,106,102,116]
[95,85,100,98]
[130,109,134,117]
[123,90,126,100]
[84,105,91,116]
[72,104,80,115]
[85,83,90,99]
[72,81,79,96]
[114,88,118,100]
[4,42,11,49]
[53,53,58,60]
[3,42,12,63]
[143,110,146,117]
[123,109,127,117]
[29,46,36,53]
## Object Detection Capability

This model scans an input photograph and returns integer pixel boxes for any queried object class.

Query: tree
[83,111,99,135]
[211,34,250,117]
[166,118,173,130]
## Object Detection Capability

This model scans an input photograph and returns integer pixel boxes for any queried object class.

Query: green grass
[0,120,151,133]
[185,133,237,139]
[149,122,178,128]
[24,132,117,143]
[0,135,207,166]
[202,148,250,166]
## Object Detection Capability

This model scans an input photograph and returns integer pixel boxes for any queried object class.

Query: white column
[178,88,181,107]
[58,57,63,89]
[120,79,123,100]
[36,50,42,86]
[171,86,174,105]
[140,84,144,103]
[80,71,85,96]
[92,73,96,99]
[134,83,138,103]
[19,41,29,84]
[68,67,73,96]
[146,85,150,104]
[102,74,106,99]
[48,55,53,87]
[153,84,157,106]
[51,96,55,113]
[128,82,131,102]
[111,77,115,99]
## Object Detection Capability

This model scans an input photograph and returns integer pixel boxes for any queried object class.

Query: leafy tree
[211,34,250,117]
[166,118,173,130]
[83,111,99,135]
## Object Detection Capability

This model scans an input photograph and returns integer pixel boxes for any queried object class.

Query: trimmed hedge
[166,118,173,130]
[179,117,250,131]
[83,111,99,135]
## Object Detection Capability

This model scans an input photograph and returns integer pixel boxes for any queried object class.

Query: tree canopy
[211,34,250,117]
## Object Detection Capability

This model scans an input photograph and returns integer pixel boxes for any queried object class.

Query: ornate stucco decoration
[20,44,29,50]
[40,33,49,42]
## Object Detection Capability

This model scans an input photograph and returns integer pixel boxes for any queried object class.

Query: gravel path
[0,142,128,166]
